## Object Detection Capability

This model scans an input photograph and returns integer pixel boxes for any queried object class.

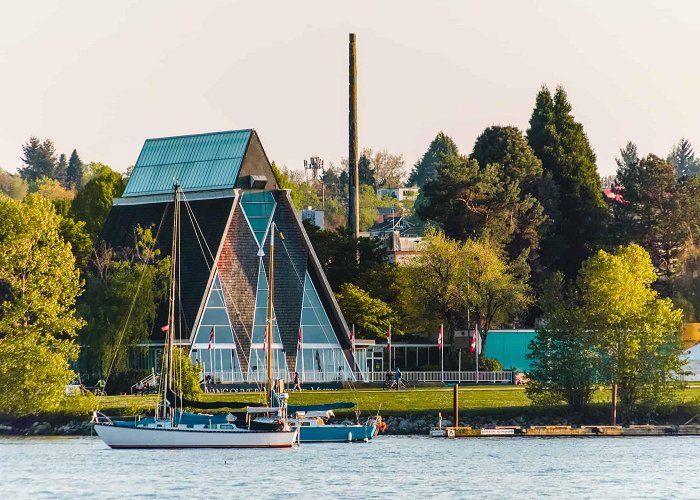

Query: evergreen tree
[668,138,700,178]
[66,149,84,190]
[615,141,640,173]
[526,85,607,278]
[19,137,58,182]
[358,152,376,187]
[55,154,67,186]
[408,132,459,187]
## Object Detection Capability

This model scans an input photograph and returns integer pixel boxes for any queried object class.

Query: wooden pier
[431,424,700,438]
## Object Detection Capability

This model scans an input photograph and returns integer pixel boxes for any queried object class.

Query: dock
[430,424,700,438]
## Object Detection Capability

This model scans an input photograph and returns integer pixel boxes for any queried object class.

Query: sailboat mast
[163,183,179,418]
[266,222,275,405]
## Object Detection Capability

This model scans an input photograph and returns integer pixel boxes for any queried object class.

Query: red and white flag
[438,324,443,350]
[386,325,391,351]
[350,324,356,354]
[471,324,482,354]
[297,326,303,352]
[160,324,169,332]
[208,326,215,350]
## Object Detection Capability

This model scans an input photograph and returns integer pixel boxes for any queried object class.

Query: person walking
[394,366,402,390]
[293,371,301,391]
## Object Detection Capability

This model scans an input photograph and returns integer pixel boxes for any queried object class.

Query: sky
[1,0,698,179]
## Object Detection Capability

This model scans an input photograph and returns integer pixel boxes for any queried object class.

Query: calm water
[1,435,699,499]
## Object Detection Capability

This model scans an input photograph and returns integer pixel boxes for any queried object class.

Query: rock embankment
[0,420,92,436]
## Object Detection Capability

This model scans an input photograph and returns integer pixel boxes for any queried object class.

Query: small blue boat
[292,410,380,442]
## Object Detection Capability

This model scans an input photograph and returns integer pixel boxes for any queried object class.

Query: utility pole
[348,33,359,239]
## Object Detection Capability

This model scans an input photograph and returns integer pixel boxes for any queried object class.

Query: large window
[190,271,242,381]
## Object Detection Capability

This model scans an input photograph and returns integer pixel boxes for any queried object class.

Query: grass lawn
[97,385,700,418]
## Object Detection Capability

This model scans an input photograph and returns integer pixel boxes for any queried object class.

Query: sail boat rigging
[91,183,298,449]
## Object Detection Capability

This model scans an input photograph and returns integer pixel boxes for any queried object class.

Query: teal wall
[483,330,537,373]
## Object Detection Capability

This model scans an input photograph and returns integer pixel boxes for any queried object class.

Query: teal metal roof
[483,330,537,373]
[123,129,252,197]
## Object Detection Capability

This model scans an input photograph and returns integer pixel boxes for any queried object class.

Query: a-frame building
[101,129,355,383]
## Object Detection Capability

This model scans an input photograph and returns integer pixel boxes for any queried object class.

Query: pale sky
[1,0,698,179]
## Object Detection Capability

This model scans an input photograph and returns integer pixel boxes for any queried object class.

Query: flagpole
[475,325,479,385]
[440,324,444,383]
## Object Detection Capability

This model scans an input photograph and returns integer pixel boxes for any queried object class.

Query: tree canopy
[408,132,459,187]
[69,165,125,241]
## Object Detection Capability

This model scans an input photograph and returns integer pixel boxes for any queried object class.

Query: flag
[350,324,355,353]
[297,326,303,352]
[160,324,169,332]
[470,324,477,353]
[438,324,443,351]
[476,324,482,355]
[208,326,215,350]
[262,325,268,352]
[386,325,391,351]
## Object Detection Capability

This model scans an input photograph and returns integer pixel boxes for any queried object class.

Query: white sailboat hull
[94,423,298,449]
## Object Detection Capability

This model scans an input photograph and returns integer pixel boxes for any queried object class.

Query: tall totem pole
[348,33,359,239]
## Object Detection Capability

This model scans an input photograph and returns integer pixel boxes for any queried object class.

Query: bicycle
[387,379,407,391]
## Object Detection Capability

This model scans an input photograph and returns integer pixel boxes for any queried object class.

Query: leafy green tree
[0,169,28,200]
[19,136,58,183]
[78,227,170,377]
[336,283,399,340]
[0,334,76,416]
[579,245,685,413]
[59,217,93,274]
[66,149,84,190]
[668,138,700,178]
[70,165,125,241]
[526,85,607,278]
[172,347,202,399]
[29,176,74,202]
[399,229,531,338]
[0,194,84,415]
[408,132,459,187]
[526,273,597,410]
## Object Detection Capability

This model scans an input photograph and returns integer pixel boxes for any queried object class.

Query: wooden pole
[611,383,618,426]
[348,33,359,239]
[453,384,459,429]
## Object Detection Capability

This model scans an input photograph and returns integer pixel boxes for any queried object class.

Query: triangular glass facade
[240,191,276,247]
[190,271,243,381]
[295,271,354,382]
[247,259,289,381]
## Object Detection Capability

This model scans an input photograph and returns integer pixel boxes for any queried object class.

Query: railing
[130,369,159,394]
[203,370,514,385]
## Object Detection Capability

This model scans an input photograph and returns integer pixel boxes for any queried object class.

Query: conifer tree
[55,153,68,186]
[668,138,700,178]
[408,132,459,187]
[526,85,606,278]
[19,137,58,182]
[66,149,84,190]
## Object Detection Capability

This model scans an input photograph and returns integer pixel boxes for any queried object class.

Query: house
[100,129,355,383]
[376,187,419,201]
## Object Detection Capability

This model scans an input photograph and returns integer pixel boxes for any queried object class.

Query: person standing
[395,366,402,390]
[293,371,301,391]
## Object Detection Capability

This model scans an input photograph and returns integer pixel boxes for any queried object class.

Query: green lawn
[97,385,700,418]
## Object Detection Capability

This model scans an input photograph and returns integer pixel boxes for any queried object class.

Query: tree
[70,165,125,241]
[615,141,640,173]
[78,227,170,377]
[19,136,58,183]
[172,347,202,399]
[526,85,607,278]
[357,152,376,188]
[526,273,598,411]
[416,153,545,263]
[399,229,531,339]
[59,217,93,274]
[613,153,694,278]
[0,194,84,415]
[65,150,84,190]
[29,176,74,202]
[408,132,459,187]
[335,283,399,340]
[55,153,68,186]
[668,138,700,178]
[0,169,28,200]
[579,245,684,413]
[359,148,404,188]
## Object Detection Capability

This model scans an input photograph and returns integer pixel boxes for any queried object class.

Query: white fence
[206,370,514,385]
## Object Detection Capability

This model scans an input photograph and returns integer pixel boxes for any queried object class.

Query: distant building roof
[123,129,253,197]
[368,216,421,238]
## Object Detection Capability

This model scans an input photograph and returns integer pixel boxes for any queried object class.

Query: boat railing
[91,411,114,425]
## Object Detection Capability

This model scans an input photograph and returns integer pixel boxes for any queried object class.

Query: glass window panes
[299,272,340,345]
[241,191,276,247]
[250,260,283,344]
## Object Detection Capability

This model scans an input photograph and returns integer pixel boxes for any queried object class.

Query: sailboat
[91,183,298,449]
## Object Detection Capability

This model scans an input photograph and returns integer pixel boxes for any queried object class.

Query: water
[1,435,699,499]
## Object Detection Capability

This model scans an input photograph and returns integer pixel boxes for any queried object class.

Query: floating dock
[430,424,700,438]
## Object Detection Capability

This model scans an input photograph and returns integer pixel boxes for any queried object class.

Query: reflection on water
[1,435,699,499]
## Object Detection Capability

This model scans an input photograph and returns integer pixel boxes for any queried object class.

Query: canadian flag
[471,324,482,354]
[297,326,303,352]
[160,324,169,332]
[386,325,391,351]
[350,324,355,354]
[208,327,215,350]
[438,324,443,351]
